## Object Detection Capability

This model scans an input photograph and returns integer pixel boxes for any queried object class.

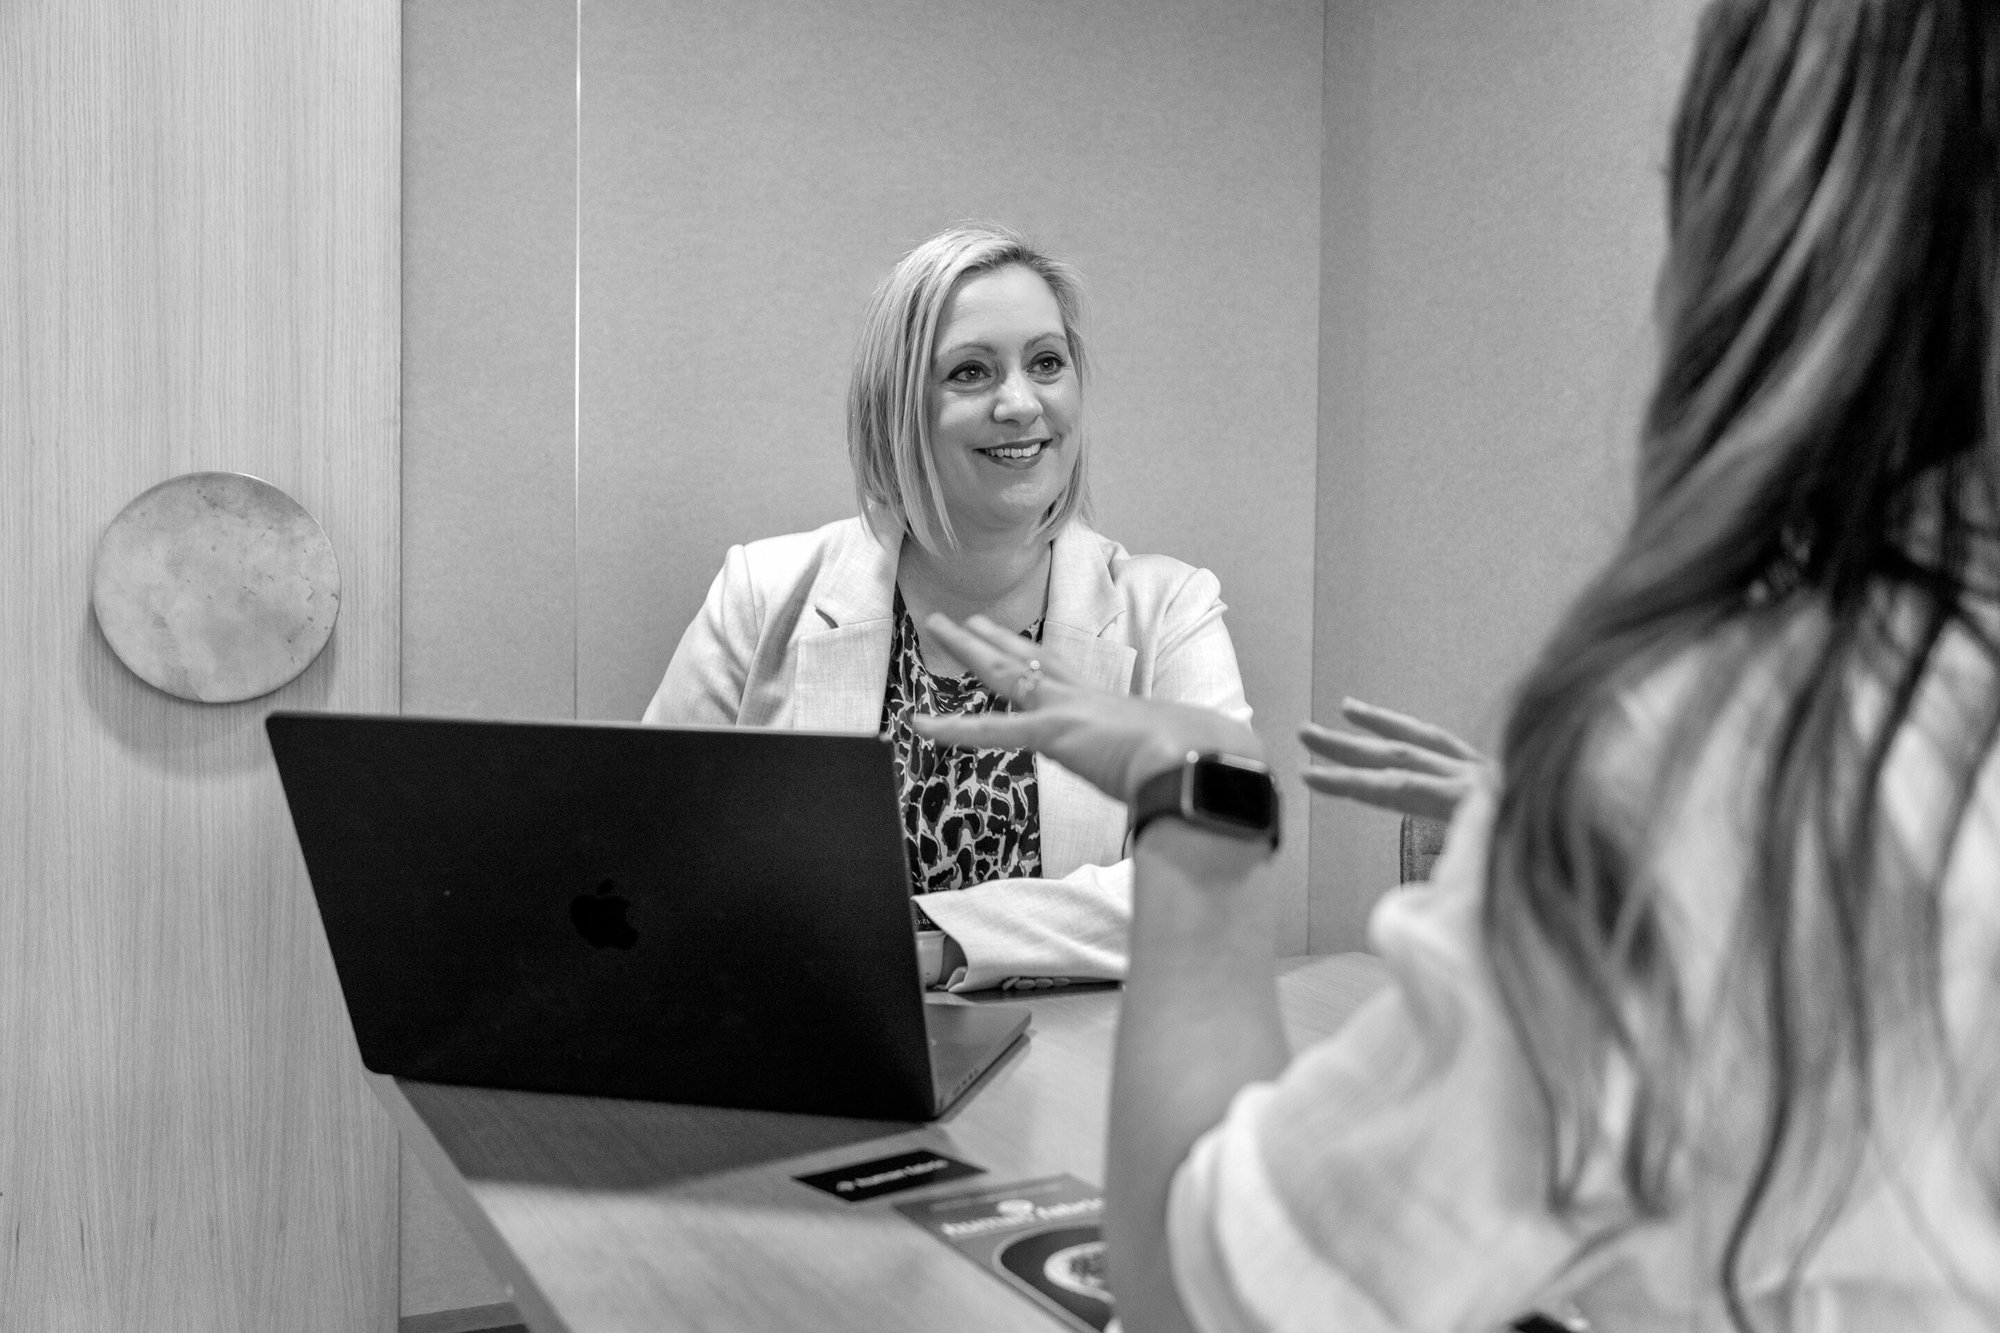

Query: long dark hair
[1488,1,2000,1325]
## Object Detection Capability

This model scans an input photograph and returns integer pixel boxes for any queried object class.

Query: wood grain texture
[0,0,400,1326]
[381,954,1390,1332]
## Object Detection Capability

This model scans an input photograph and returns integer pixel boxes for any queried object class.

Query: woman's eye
[1031,353,1067,376]
[946,363,989,384]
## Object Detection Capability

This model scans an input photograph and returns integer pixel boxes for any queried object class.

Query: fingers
[931,613,1081,686]
[914,711,1041,751]
[1336,697,1484,760]
[914,705,1074,755]
[1302,704,1480,822]
[1301,764,1462,822]
[1298,721,1463,776]
[920,615,1014,691]
[954,613,1037,656]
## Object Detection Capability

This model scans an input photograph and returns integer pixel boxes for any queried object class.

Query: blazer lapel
[792,520,899,733]
[1037,523,1137,874]
[1041,520,1136,691]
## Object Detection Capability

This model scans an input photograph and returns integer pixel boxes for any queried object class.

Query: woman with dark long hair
[919,0,2000,1327]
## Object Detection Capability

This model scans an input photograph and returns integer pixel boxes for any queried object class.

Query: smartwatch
[1128,751,1281,850]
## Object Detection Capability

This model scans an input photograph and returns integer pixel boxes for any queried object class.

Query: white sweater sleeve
[1167,787,1586,1331]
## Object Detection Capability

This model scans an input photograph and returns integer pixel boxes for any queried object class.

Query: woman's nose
[993,369,1039,421]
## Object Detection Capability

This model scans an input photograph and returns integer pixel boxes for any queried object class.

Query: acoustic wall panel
[576,0,1324,950]
[403,0,579,721]
[1309,0,1704,946]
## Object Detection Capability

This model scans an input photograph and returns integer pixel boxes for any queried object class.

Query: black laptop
[265,712,1030,1121]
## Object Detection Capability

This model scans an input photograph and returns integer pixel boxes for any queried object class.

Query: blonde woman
[646,223,1249,992]
[922,0,2000,1326]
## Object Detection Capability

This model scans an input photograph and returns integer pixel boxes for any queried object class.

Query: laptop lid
[265,712,1027,1121]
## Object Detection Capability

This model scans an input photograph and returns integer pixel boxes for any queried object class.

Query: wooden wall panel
[0,1,400,1326]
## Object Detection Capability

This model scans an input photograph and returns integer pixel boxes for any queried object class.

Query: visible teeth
[984,443,1044,460]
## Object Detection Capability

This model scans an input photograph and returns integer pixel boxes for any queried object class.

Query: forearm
[1106,821,1288,1333]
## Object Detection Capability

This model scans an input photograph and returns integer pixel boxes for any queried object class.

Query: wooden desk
[374,953,1390,1333]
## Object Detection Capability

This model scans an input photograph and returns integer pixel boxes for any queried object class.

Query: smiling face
[925,263,1081,546]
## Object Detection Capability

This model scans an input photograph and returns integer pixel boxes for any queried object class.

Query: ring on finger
[1013,659,1044,705]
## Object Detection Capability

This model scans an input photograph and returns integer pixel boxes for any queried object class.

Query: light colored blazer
[644,515,1251,987]
[645,515,1251,871]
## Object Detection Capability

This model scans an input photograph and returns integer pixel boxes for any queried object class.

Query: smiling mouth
[979,440,1051,462]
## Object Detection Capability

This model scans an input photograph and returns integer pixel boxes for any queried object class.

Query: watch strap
[1129,762,1193,844]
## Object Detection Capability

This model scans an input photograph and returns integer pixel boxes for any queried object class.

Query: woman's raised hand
[912,613,1260,804]
[1298,697,1488,821]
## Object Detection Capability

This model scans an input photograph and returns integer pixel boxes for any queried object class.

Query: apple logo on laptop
[571,879,638,950]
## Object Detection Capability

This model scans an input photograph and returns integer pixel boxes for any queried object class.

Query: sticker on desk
[793,1148,984,1204]
[896,1174,1113,1332]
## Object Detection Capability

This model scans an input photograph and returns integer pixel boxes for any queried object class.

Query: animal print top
[880,593,1043,926]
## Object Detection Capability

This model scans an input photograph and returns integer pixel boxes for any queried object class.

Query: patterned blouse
[879,593,1043,925]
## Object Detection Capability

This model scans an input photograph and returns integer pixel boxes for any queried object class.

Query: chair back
[1398,814,1449,883]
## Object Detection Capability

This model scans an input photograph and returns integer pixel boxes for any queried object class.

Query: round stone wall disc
[91,471,340,704]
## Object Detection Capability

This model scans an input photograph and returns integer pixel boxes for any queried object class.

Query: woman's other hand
[1299,696,1488,821]
[912,613,1260,803]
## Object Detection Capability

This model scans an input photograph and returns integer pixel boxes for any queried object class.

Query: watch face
[1191,756,1276,832]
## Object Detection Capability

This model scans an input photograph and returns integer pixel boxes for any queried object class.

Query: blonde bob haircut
[847,223,1091,553]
